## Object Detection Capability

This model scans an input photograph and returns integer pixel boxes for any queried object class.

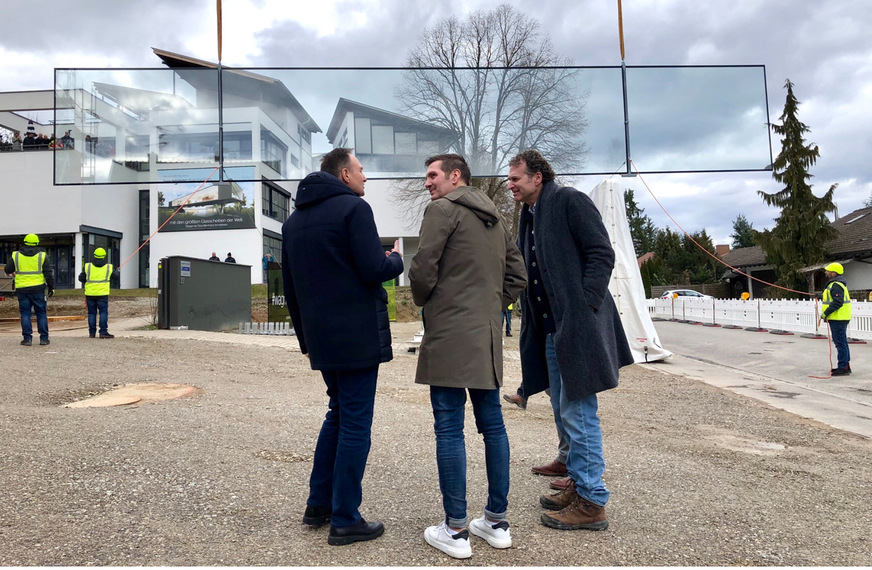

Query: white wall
[147,227,264,287]
[0,150,141,289]
[845,262,872,292]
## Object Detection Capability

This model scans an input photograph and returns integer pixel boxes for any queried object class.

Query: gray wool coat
[518,181,634,401]
[410,187,527,390]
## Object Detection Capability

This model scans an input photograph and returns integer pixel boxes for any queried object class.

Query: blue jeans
[828,319,851,369]
[18,291,49,341]
[307,366,379,528]
[430,386,510,528]
[545,334,609,506]
[87,295,109,335]
[501,310,512,334]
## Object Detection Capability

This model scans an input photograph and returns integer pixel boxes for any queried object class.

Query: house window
[354,118,371,154]
[260,128,288,176]
[262,180,290,221]
[395,132,417,155]
[372,125,394,154]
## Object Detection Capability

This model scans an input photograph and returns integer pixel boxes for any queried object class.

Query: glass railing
[54,65,770,185]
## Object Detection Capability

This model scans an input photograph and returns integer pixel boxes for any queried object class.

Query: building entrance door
[51,245,74,289]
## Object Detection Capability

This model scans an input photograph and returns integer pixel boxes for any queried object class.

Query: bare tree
[392,4,588,235]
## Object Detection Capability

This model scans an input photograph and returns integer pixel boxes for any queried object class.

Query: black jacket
[518,182,634,401]
[4,245,55,294]
[282,171,404,371]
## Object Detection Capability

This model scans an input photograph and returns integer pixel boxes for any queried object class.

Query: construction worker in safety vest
[821,262,852,376]
[78,247,118,339]
[3,233,55,346]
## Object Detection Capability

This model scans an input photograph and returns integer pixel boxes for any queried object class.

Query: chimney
[716,244,731,256]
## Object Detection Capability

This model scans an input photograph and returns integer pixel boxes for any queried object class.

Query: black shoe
[89,333,96,338]
[303,504,332,526]
[506,331,512,337]
[831,367,851,376]
[99,333,115,339]
[327,519,384,546]
[39,338,50,346]
[20,339,32,346]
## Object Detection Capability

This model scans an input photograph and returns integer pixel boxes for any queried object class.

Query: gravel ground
[1,318,871,566]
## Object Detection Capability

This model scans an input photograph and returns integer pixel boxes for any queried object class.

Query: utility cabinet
[157,256,251,331]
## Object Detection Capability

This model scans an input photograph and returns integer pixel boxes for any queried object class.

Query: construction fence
[647,297,872,340]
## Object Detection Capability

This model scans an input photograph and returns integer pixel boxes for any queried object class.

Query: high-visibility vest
[84,263,113,296]
[12,251,46,289]
[823,281,852,320]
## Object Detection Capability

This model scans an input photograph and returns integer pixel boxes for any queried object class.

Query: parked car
[659,289,714,300]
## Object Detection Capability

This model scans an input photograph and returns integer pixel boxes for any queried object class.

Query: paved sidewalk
[649,319,872,439]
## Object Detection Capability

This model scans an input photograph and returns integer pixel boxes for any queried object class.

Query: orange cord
[630,159,813,298]
[116,167,221,270]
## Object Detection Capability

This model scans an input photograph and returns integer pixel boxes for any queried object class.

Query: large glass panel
[55,65,770,184]
[626,66,771,172]
[54,68,219,184]
[247,67,624,179]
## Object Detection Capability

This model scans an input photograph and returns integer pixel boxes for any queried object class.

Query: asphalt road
[650,319,872,438]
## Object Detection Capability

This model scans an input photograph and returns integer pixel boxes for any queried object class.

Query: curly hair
[509,149,555,184]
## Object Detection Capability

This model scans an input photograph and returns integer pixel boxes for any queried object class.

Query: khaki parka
[410,187,527,390]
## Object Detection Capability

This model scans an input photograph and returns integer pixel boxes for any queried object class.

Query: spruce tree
[756,79,837,294]
[624,189,659,255]
[730,214,756,248]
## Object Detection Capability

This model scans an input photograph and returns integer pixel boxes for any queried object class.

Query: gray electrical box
[157,256,251,331]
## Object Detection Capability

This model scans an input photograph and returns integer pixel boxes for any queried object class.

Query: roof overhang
[799,258,854,273]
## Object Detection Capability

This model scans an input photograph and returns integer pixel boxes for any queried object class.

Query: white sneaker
[469,516,512,548]
[424,521,472,559]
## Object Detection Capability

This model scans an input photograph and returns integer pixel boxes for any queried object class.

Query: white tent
[590,179,672,363]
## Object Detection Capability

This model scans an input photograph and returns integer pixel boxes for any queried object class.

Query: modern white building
[0,49,431,289]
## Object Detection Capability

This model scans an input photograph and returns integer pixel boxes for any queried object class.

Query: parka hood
[294,171,358,209]
[18,245,43,256]
[445,187,500,227]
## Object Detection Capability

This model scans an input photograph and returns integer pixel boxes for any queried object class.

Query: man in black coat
[509,149,634,532]
[282,148,403,546]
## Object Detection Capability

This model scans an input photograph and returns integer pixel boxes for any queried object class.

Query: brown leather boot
[539,479,577,510]
[550,476,572,490]
[540,494,608,531]
[531,459,567,477]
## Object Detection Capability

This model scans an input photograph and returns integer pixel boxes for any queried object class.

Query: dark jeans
[308,365,379,528]
[430,386,510,528]
[18,291,49,341]
[828,319,851,369]
[501,310,512,334]
[87,295,109,335]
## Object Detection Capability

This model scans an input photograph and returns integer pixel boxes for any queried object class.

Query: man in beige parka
[410,153,526,559]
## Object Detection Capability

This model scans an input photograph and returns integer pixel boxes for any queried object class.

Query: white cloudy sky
[3,0,871,245]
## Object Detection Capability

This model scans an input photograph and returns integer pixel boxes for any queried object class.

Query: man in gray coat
[410,154,526,559]
[509,149,633,531]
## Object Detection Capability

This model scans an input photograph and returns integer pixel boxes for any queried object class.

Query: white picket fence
[647,297,872,340]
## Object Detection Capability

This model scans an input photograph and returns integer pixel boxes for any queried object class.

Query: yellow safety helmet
[94,247,107,259]
[23,233,39,246]
[824,262,843,275]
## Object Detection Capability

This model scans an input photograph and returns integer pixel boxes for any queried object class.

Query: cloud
[2,0,871,236]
